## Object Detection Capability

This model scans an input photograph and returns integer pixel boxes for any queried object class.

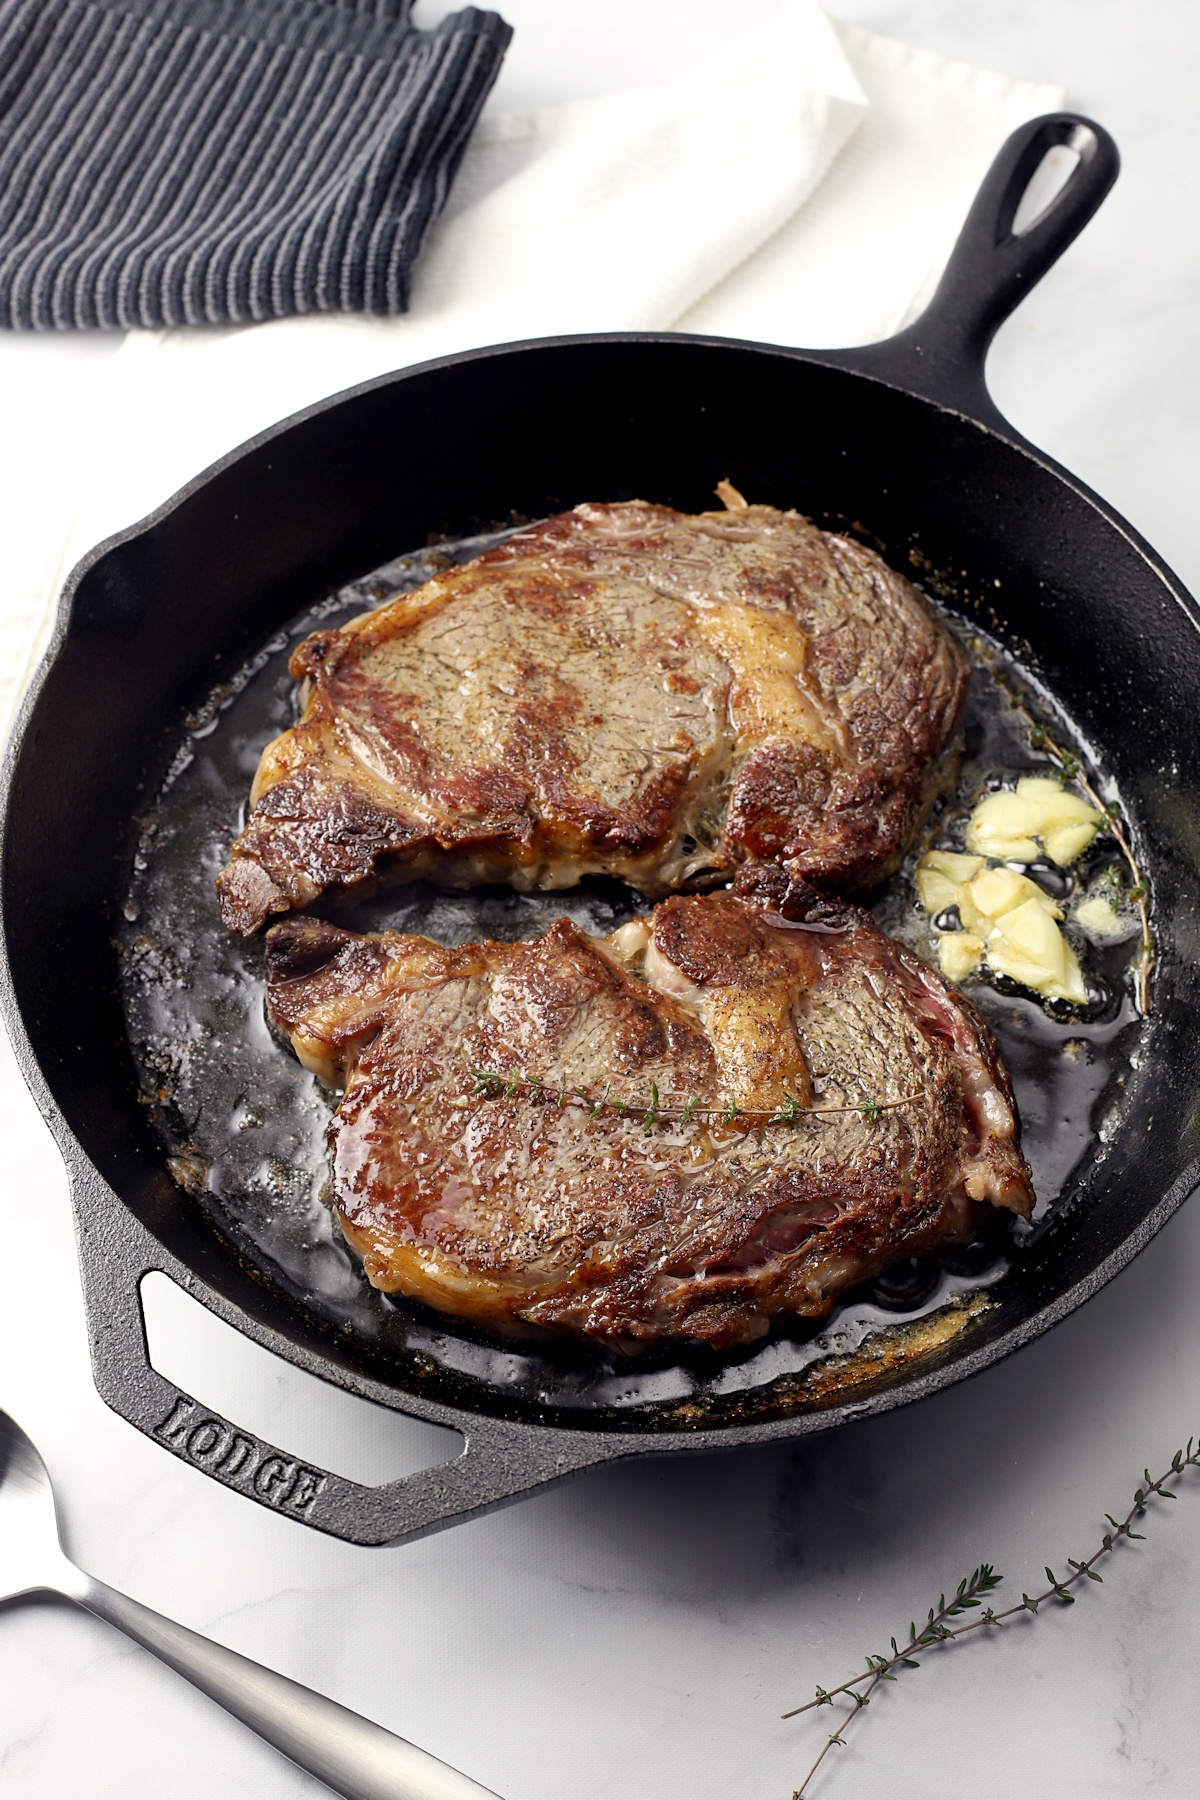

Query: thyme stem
[784,1439,1200,1797]
[464,1073,921,1128]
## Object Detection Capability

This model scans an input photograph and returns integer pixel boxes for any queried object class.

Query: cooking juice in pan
[118,527,1147,1413]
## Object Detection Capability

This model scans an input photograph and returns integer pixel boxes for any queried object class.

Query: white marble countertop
[3,3,1200,1796]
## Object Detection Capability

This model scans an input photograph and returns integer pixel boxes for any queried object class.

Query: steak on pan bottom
[264,865,1033,1355]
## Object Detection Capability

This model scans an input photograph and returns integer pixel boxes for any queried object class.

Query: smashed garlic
[965,775,1103,866]
[911,771,1105,1004]
[936,930,986,984]
[913,849,983,919]
[914,848,1087,1004]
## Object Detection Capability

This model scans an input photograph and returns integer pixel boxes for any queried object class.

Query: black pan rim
[29,325,1200,666]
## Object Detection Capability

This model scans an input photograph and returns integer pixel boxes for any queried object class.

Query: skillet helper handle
[835,113,1120,419]
[76,1573,500,1799]
[72,1165,614,1545]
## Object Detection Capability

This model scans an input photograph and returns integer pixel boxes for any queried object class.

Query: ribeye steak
[265,865,1032,1352]
[221,497,968,932]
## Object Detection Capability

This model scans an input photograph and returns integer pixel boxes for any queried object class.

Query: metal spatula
[0,1405,500,1799]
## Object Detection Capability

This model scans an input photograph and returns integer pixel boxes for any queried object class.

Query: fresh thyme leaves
[453,1078,920,1130]
[1004,687,1153,1013]
[784,1439,1200,1798]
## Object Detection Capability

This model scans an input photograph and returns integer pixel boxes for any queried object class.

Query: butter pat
[965,775,1103,866]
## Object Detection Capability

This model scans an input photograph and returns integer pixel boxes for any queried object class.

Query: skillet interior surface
[115,509,1148,1422]
[6,336,1200,1458]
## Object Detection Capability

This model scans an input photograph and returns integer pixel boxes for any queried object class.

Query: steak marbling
[265,866,1033,1352]
[221,497,968,932]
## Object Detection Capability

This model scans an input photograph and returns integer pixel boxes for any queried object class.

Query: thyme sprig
[461,1069,918,1129]
[1011,694,1153,1014]
[784,1438,1200,1797]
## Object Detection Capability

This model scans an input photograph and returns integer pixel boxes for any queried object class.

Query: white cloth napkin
[0,2,1063,729]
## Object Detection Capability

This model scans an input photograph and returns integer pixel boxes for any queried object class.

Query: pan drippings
[118,529,1147,1414]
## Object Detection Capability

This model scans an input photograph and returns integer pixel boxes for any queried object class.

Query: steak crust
[221,499,968,932]
[265,869,1032,1353]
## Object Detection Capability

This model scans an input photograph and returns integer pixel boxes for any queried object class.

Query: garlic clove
[937,931,985,984]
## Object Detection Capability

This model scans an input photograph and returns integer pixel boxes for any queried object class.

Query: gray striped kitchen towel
[0,0,511,328]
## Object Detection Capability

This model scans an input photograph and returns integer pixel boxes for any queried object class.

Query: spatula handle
[76,1574,500,1800]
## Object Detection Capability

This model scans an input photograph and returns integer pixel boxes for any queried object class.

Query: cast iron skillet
[4,114,1199,1547]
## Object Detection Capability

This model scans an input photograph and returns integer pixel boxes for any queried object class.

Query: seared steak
[221,498,968,933]
[265,866,1032,1352]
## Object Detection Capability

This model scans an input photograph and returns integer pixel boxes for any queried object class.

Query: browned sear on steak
[265,867,1032,1353]
[220,498,968,932]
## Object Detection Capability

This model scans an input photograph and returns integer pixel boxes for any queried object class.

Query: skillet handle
[828,113,1119,424]
[71,1163,619,1546]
